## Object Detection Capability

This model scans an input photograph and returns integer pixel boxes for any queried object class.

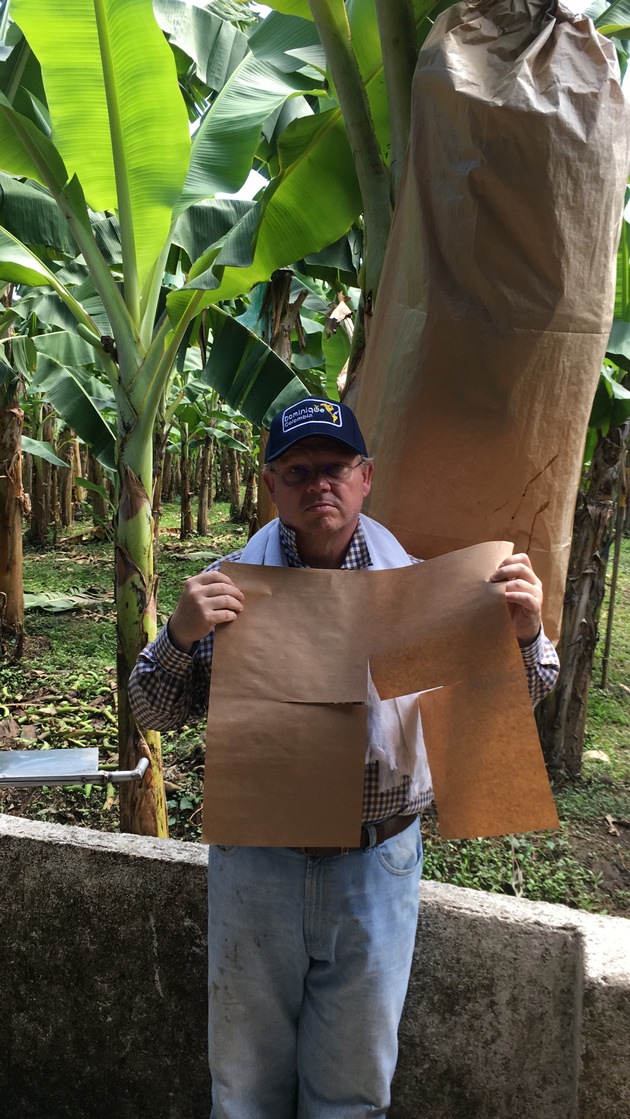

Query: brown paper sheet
[351,0,630,642]
[202,543,559,846]
[205,699,367,847]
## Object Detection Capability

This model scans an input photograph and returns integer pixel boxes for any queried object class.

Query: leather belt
[296,813,417,858]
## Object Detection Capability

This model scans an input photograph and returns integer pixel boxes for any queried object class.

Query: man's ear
[262,469,275,498]
[362,460,374,497]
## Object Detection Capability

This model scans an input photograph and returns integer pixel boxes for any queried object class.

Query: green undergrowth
[2,505,629,916]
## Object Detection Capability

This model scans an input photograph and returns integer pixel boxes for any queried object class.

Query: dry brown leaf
[0,718,21,739]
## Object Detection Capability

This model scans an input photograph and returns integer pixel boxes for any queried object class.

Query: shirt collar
[278,518,373,570]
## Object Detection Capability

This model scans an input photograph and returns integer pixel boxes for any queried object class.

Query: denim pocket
[375,820,423,876]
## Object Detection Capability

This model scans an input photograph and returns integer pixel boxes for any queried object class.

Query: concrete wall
[0,815,628,1119]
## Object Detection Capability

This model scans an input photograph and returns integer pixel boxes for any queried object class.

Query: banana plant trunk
[152,424,168,548]
[256,270,305,527]
[240,455,256,524]
[180,425,193,541]
[536,425,627,774]
[58,427,74,527]
[0,397,25,654]
[116,428,168,837]
[228,447,241,520]
[29,403,54,545]
[88,451,109,528]
[196,433,212,535]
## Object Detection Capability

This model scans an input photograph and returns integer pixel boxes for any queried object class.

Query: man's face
[263,437,373,541]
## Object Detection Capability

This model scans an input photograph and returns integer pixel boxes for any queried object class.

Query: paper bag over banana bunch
[356,0,630,641]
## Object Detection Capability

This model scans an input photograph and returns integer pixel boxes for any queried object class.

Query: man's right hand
[168,571,245,653]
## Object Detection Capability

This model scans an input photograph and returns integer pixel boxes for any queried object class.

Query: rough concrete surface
[1,816,628,1119]
[1,817,209,1119]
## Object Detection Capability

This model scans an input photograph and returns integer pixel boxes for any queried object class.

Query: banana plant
[0,0,326,835]
[0,0,443,834]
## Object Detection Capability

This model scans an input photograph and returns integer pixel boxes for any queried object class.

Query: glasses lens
[282,465,311,485]
[276,460,362,485]
[323,463,352,481]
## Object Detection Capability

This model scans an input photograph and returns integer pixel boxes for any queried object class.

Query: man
[129,396,559,1119]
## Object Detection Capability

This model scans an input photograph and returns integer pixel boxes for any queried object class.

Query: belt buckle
[299,845,351,857]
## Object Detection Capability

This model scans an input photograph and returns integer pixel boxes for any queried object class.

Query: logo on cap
[282,400,342,434]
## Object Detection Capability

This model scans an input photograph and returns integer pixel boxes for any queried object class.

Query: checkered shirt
[129,520,560,825]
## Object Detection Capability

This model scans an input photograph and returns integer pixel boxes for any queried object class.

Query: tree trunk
[22,449,32,502]
[51,465,59,544]
[73,441,87,504]
[152,423,168,548]
[536,425,628,774]
[88,451,109,527]
[197,433,212,536]
[216,445,230,502]
[240,455,257,525]
[257,269,307,527]
[172,454,181,501]
[228,448,241,521]
[180,430,193,540]
[29,404,54,546]
[116,457,167,838]
[58,427,74,527]
[162,450,173,504]
[0,401,26,654]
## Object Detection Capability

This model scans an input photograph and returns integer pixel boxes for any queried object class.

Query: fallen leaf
[0,718,21,739]
[584,749,611,764]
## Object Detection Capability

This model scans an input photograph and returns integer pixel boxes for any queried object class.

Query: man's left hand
[490,553,543,647]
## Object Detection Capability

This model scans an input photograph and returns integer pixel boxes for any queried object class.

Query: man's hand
[490,553,543,647]
[168,571,244,654]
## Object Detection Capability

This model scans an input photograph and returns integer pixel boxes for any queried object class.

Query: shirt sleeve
[128,553,239,731]
[128,623,215,730]
[520,627,560,707]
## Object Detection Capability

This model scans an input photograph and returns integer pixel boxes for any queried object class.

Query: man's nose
[306,467,332,489]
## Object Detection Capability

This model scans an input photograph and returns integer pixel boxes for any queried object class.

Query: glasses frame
[268,457,367,488]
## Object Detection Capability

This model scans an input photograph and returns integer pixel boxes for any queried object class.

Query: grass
[1,503,629,915]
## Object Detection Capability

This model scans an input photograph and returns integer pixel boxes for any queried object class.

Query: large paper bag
[355,0,630,640]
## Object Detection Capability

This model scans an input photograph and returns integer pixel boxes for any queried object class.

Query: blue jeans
[207,817,423,1119]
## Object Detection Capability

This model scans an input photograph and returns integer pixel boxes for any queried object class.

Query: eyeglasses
[269,459,366,487]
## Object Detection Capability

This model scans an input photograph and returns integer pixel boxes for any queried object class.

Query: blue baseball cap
[264,397,368,463]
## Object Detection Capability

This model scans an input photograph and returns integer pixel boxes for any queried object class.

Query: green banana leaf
[32,354,116,469]
[21,436,68,469]
[0,225,97,329]
[0,223,66,288]
[154,0,250,91]
[24,587,113,613]
[32,329,102,368]
[248,11,325,73]
[200,305,310,427]
[0,172,77,258]
[607,318,630,371]
[168,104,361,319]
[11,0,190,292]
[0,89,68,190]
[176,52,323,214]
[256,0,313,20]
[595,0,630,34]
[173,198,255,266]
